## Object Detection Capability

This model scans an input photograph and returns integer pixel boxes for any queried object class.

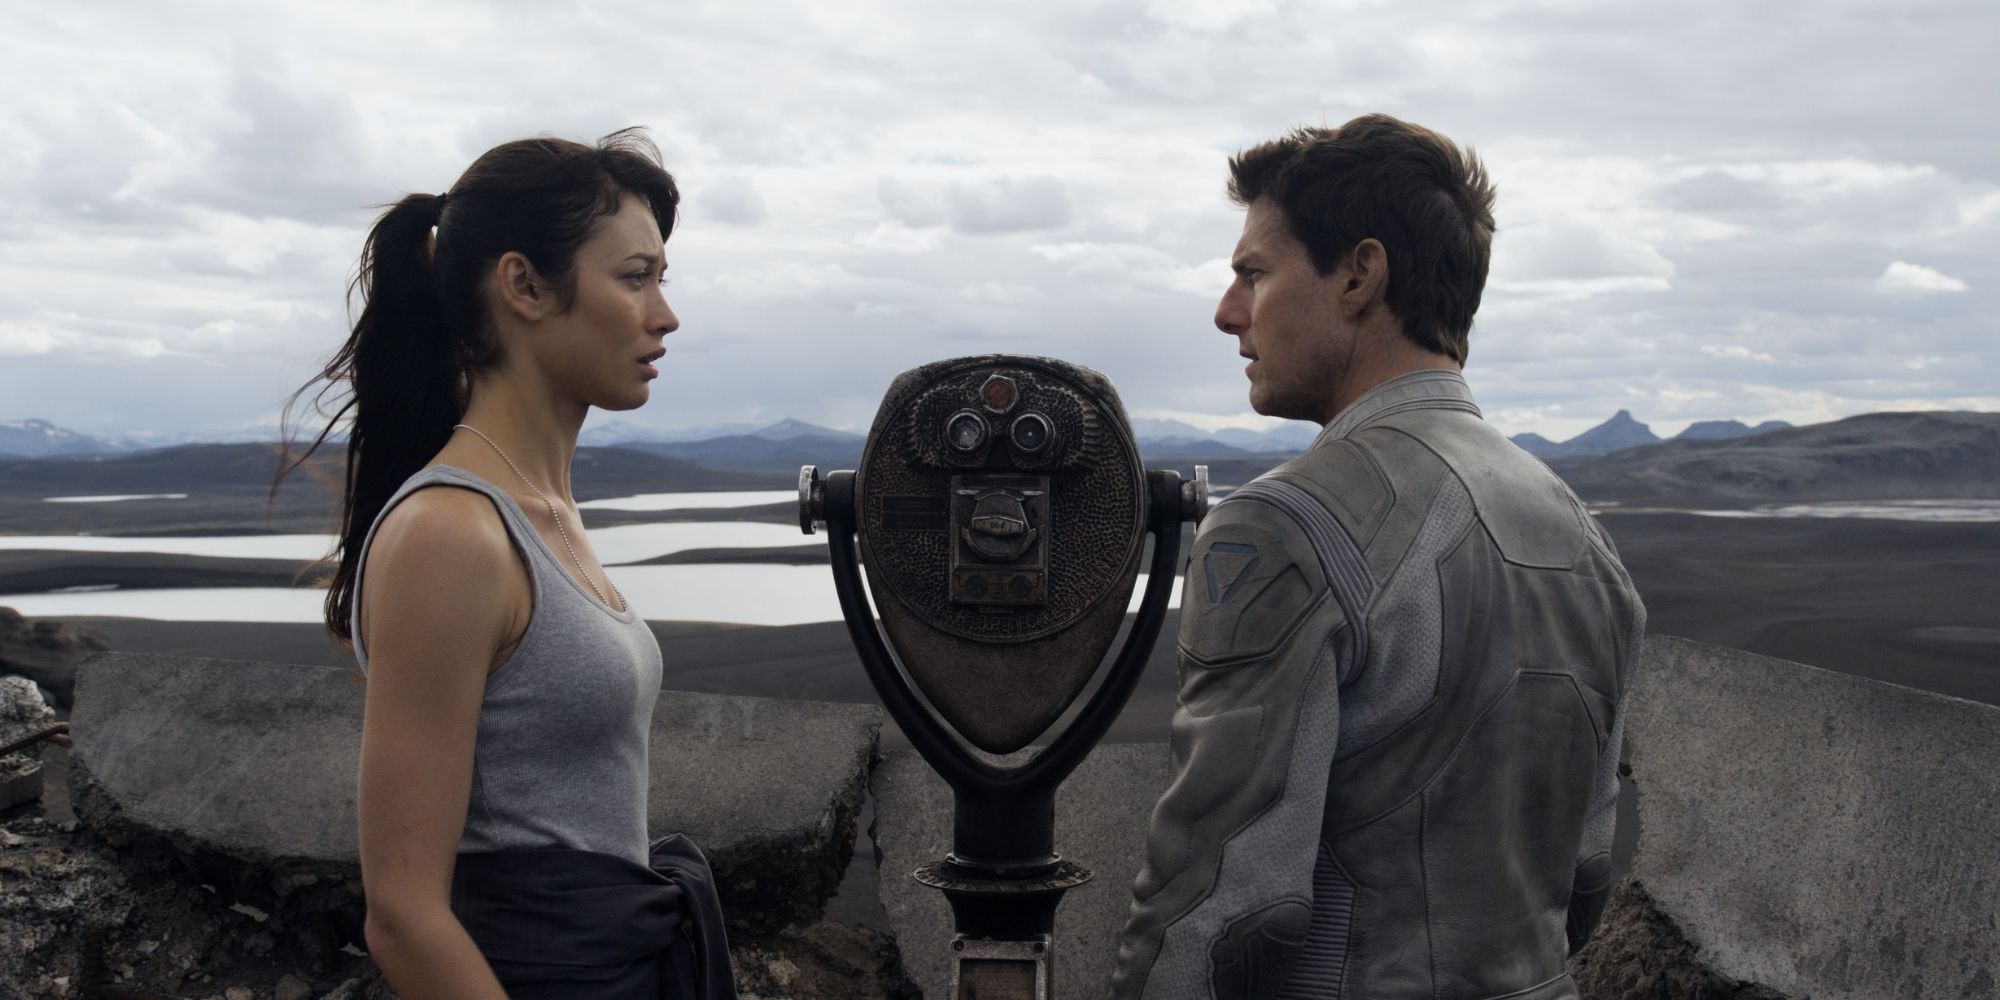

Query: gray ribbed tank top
[351,465,662,865]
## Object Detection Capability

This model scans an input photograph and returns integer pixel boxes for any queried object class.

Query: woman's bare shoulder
[365,485,520,577]
[360,484,526,655]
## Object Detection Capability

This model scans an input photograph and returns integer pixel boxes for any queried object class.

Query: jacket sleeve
[1109,493,1351,1000]
[1568,516,1649,955]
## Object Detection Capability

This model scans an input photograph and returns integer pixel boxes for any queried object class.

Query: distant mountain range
[1123,417,1320,454]
[0,415,1322,461]
[1556,411,2000,503]
[1509,411,1793,461]
[0,440,773,501]
[4,412,1997,507]
[0,419,295,458]
[0,419,142,458]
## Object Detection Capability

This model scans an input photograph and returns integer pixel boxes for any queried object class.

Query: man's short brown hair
[1228,114,1496,364]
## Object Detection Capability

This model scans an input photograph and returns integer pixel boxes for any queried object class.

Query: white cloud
[959,281,1044,304]
[1876,261,1969,296]
[879,175,1074,235]
[0,1,1993,439]
[853,222,945,254]
[878,177,947,228]
[1031,243,1230,298]
[1145,0,1276,33]
[696,176,767,227]
[1710,159,1939,199]
[1489,220,1676,299]
[0,319,179,360]
[703,261,924,302]
[1699,344,1777,363]
[946,176,1073,234]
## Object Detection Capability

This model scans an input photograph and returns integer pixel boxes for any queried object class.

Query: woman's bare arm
[356,487,529,999]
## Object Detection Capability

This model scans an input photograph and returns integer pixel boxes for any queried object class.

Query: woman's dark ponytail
[276,129,678,644]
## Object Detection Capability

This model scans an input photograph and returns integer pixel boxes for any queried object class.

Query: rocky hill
[1512,412,1796,461]
[627,421,866,474]
[0,419,129,458]
[1553,410,2000,503]
[1675,418,1792,441]
[0,442,771,501]
[0,443,779,536]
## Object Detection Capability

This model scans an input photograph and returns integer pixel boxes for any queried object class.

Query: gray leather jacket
[1111,370,1646,1000]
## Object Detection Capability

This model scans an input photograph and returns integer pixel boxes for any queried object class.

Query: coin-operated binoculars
[800,355,1206,999]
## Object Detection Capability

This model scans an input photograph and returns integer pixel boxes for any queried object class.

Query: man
[1110,115,1646,1000]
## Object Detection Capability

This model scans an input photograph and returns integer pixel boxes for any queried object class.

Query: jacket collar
[1312,368,1482,446]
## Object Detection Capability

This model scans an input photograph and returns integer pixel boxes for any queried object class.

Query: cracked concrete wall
[871,638,2000,1000]
[65,652,881,929]
[1624,637,2000,999]
[6,651,889,999]
[13,639,1999,999]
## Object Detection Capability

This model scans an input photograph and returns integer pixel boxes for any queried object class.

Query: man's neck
[1322,338,1461,426]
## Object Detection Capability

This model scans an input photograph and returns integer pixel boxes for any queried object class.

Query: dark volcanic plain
[5,410,1999,732]
[45,507,2000,744]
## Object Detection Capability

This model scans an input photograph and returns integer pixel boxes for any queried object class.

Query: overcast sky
[3,0,1994,443]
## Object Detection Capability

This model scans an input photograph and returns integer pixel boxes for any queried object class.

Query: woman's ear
[493,251,550,322]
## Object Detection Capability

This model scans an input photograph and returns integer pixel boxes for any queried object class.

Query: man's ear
[494,251,551,322]
[1339,238,1390,317]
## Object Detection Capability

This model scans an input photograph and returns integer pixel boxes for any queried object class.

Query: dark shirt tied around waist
[449,834,737,1000]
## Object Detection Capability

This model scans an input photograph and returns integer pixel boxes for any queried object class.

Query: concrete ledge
[648,692,882,934]
[66,652,881,934]
[872,742,1169,999]
[1627,636,2000,999]
[70,653,366,868]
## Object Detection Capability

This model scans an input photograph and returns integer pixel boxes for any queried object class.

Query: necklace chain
[453,423,624,613]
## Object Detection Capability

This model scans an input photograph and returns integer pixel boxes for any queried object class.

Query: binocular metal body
[803,355,1205,999]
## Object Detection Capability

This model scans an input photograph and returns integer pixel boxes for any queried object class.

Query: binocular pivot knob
[1182,465,1210,524]
[799,465,826,535]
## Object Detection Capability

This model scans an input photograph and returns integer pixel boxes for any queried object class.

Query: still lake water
[2,490,1183,624]
[577,490,793,511]
[1590,500,2000,523]
[12,492,1989,624]
[1,568,1186,625]
[0,521,803,563]
[44,493,190,503]
[1686,500,2000,523]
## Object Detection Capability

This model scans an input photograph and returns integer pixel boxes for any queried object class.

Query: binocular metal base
[921,858,1090,1000]
[951,935,1056,1000]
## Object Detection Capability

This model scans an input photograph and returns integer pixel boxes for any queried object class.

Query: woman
[279,129,732,998]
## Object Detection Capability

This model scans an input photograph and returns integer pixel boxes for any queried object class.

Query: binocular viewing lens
[1010,412,1051,452]
[947,411,987,452]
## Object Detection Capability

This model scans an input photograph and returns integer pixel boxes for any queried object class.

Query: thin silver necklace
[453,423,625,613]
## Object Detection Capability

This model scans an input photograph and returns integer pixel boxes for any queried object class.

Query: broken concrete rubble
[0,675,57,810]
[1571,880,1791,1000]
[0,605,109,708]
[0,813,390,1000]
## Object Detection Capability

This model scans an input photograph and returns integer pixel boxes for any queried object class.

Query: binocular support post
[818,468,1192,999]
